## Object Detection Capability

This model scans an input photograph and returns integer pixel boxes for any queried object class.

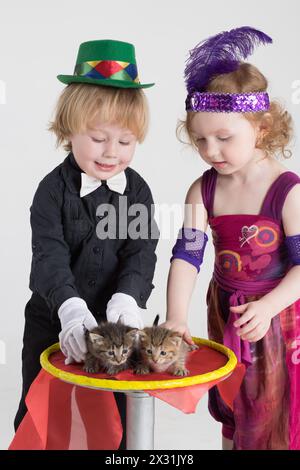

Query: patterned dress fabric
[201,167,300,450]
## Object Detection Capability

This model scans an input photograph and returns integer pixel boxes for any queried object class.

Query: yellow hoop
[40,338,237,391]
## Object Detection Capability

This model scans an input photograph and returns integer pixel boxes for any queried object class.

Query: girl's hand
[159,319,194,345]
[230,299,274,342]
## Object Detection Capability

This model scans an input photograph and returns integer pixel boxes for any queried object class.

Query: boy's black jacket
[28,152,159,324]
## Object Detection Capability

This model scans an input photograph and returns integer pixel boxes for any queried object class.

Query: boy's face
[70,121,137,180]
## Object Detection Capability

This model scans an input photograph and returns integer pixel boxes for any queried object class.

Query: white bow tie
[80,171,127,198]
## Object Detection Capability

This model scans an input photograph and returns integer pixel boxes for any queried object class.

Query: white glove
[106,293,144,329]
[58,297,98,365]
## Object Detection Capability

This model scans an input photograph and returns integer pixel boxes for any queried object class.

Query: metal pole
[126,391,155,450]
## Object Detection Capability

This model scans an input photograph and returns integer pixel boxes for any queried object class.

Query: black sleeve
[115,181,159,308]
[29,177,80,315]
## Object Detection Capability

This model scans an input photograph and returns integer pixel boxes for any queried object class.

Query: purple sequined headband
[186,91,270,113]
[184,27,272,113]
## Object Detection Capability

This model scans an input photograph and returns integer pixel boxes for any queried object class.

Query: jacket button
[140,294,144,300]
[93,246,101,254]
[88,279,96,287]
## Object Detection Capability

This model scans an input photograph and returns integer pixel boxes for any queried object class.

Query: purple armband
[170,227,208,273]
[285,234,300,265]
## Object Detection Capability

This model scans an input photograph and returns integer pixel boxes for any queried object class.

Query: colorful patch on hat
[74,60,139,83]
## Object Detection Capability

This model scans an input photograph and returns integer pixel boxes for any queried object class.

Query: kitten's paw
[188,344,199,352]
[173,367,189,377]
[134,365,150,375]
[83,364,100,374]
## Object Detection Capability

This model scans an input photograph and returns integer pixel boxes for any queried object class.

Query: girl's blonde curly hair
[178,63,293,159]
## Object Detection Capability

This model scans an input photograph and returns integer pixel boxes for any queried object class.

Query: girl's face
[190,112,260,174]
[69,121,137,180]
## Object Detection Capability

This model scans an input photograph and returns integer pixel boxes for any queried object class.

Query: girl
[165,27,300,450]
[14,39,158,449]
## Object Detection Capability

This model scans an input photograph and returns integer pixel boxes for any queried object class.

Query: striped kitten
[83,321,138,375]
[135,315,195,376]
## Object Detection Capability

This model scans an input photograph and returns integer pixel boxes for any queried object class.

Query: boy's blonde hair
[178,63,293,159]
[49,83,149,152]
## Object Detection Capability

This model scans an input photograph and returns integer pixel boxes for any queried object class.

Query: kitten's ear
[136,330,147,341]
[89,333,105,344]
[169,332,183,347]
[126,329,139,341]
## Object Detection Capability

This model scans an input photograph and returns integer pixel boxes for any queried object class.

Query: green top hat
[57,39,154,89]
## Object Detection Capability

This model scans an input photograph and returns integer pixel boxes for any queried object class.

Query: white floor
[0,384,221,450]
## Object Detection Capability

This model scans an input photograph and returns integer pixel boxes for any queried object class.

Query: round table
[40,337,237,450]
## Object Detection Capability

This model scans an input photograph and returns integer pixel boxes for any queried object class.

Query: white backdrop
[0,0,299,450]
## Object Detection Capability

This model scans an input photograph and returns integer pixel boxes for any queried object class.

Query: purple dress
[201,167,300,450]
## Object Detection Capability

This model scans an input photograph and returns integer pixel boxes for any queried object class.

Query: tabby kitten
[83,321,138,375]
[135,315,195,376]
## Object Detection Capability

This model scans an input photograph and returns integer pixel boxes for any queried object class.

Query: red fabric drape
[9,345,244,450]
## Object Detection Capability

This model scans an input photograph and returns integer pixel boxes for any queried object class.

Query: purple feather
[185,26,272,93]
